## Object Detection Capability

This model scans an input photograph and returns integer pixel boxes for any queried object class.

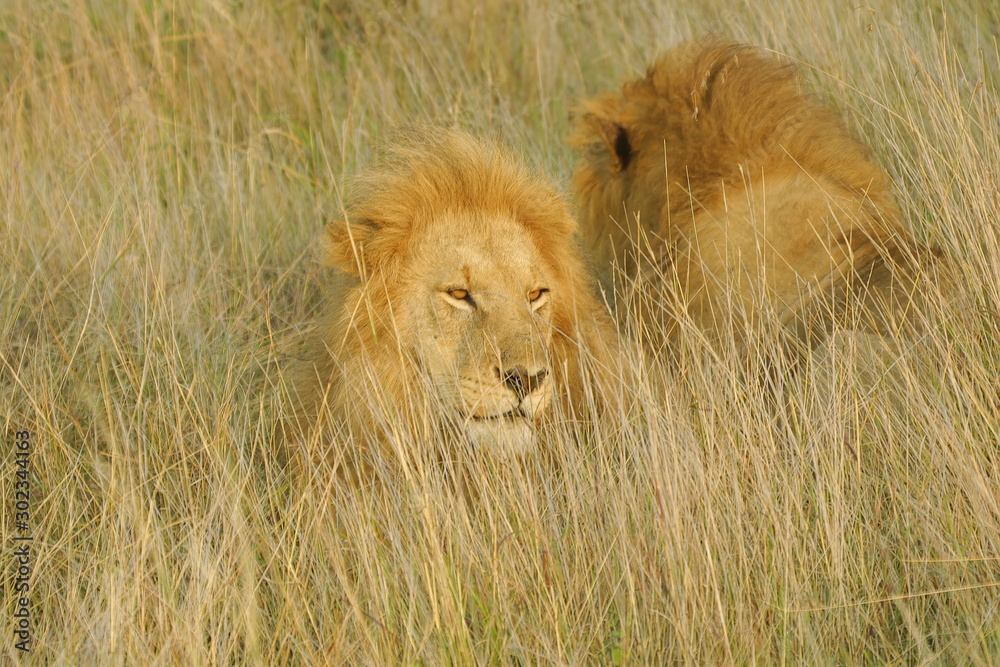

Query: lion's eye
[444,288,475,308]
[528,288,549,302]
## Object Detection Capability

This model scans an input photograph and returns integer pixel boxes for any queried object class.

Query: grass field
[3,0,1000,663]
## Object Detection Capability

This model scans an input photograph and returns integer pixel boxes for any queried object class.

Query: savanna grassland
[3,0,1000,663]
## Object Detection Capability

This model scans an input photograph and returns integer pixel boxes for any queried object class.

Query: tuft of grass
[3,0,999,663]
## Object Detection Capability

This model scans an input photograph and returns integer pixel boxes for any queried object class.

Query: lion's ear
[324,218,378,276]
[575,105,633,174]
[608,121,633,171]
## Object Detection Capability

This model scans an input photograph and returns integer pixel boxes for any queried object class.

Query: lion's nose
[498,366,549,400]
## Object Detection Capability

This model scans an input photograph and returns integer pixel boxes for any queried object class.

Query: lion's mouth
[468,408,527,423]
[462,409,537,457]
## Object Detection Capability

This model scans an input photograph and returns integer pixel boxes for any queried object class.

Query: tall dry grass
[2,0,999,663]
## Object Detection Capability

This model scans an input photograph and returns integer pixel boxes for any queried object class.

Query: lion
[570,37,943,352]
[286,128,620,476]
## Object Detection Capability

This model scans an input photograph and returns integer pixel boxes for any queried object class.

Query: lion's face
[295,129,617,467]
[400,210,558,455]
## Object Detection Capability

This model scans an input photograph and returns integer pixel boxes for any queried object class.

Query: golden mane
[287,128,619,468]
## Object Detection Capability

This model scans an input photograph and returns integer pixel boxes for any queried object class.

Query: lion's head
[569,37,943,350]
[290,128,617,463]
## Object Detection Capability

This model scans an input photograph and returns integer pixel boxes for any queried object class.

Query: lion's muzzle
[458,362,552,456]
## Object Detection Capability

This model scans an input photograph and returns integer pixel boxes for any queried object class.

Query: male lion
[570,37,942,352]
[288,128,619,474]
